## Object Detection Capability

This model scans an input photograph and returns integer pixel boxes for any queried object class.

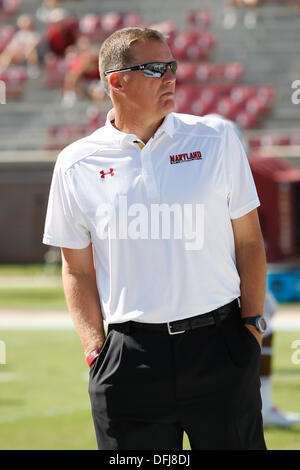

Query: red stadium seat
[223,62,244,82]
[184,43,207,61]
[289,135,300,145]
[0,66,26,83]
[230,85,256,105]
[245,96,269,115]
[79,14,101,37]
[122,12,141,27]
[148,21,177,44]
[0,65,26,100]
[0,0,20,20]
[170,31,214,60]
[188,9,213,28]
[199,85,221,105]
[190,98,213,116]
[195,63,213,82]
[259,134,278,146]
[255,85,276,104]
[170,32,197,59]
[176,62,197,83]
[175,85,198,113]
[249,134,294,148]
[216,96,239,120]
[100,12,123,34]
[212,62,244,83]
[248,137,261,148]
[7,66,26,83]
[196,31,216,50]
[235,110,258,129]
[277,136,291,146]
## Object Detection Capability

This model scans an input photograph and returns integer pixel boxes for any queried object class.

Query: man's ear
[109,72,123,93]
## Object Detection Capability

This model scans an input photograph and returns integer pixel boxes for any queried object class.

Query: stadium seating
[46,109,107,150]
[78,11,141,42]
[0,65,27,99]
[187,9,213,29]
[43,54,68,87]
[0,25,15,53]
[173,81,276,128]
[0,1,277,135]
[249,133,300,148]
[0,2,284,141]
[176,61,244,85]
[0,0,20,21]
[169,31,216,61]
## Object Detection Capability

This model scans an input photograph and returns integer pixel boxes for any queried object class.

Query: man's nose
[163,66,176,82]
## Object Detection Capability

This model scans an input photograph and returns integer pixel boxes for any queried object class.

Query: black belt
[109,299,239,335]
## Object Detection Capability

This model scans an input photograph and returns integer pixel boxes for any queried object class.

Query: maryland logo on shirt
[170,151,203,164]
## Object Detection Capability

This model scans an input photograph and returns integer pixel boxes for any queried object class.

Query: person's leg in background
[260,291,300,427]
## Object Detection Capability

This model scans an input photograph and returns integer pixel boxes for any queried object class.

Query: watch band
[86,347,102,367]
[243,316,267,333]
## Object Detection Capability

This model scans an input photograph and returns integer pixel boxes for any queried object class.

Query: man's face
[114,40,177,121]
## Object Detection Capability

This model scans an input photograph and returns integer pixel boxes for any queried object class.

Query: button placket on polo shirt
[140,146,160,202]
[137,133,166,204]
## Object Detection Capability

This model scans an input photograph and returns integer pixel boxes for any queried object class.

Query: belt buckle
[167,322,185,335]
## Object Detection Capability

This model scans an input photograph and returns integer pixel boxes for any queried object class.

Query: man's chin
[160,100,175,116]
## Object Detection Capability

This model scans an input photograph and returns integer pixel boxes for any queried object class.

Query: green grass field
[0,329,300,450]
[0,264,66,310]
[0,264,300,449]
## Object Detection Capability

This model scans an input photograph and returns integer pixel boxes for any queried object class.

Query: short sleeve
[223,122,260,219]
[43,159,91,249]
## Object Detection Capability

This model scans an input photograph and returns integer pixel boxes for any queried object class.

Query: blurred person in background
[0,13,41,77]
[62,36,101,107]
[261,291,300,427]
[223,0,258,29]
[36,0,69,24]
[44,8,77,57]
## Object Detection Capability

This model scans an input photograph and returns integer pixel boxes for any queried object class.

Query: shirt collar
[104,108,175,146]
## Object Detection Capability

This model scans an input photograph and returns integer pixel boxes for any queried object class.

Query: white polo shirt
[43,110,260,324]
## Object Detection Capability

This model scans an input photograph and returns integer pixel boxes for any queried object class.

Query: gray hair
[99,27,168,95]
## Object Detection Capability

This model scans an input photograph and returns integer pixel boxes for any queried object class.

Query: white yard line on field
[0,310,74,330]
[0,308,299,330]
[0,403,91,424]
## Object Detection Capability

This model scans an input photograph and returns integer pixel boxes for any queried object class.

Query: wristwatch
[243,316,267,334]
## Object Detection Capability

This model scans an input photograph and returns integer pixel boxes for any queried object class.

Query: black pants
[88,301,266,450]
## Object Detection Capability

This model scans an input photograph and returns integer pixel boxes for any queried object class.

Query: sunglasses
[104,60,178,78]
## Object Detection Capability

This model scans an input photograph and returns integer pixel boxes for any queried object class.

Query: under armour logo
[100,168,114,179]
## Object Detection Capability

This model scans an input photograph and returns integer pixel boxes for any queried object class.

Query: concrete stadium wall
[0,161,54,263]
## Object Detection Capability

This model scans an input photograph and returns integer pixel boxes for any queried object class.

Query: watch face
[257,317,267,333]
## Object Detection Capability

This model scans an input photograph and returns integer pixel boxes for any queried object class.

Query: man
[43,27,267,450]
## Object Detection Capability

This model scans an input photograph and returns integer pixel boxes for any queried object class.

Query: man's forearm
[62,268,106,356]
[235,239,267,318]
